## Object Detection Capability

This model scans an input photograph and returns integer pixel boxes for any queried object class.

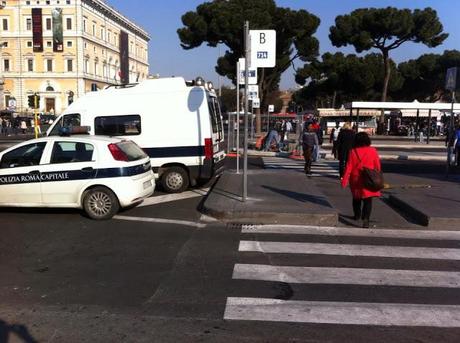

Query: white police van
[46,77,226,193]
[0,134,154,220]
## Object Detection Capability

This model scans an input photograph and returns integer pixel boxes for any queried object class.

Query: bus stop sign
[446,67,459,91]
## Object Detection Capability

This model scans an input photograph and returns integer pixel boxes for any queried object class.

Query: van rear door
[207,95,225,159]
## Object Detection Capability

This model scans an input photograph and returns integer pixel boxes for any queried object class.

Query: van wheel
[83,186,120,220]
[161,167,189,193]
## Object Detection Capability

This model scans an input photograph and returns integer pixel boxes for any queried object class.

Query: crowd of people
[0,117,30,136]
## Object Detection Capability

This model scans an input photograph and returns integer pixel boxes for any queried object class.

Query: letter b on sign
[250,30,276,68]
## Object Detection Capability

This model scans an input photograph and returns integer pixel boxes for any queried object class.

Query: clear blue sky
[107,0,460,90]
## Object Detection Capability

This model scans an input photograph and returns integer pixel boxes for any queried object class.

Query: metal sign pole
[243,21,249,202]
[236,61,240,174]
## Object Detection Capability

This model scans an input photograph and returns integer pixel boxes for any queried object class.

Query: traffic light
[28,95,35,108]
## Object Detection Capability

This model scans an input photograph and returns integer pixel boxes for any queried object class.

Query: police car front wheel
[83,186,120,220]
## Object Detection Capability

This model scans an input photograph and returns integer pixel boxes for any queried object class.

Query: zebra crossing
[262,156,339,177]
[224,224,460,327]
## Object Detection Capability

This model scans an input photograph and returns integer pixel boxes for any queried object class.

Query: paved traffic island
[202,170,338,226]
[385,173,460,229]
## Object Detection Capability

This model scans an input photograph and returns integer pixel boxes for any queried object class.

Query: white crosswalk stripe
[262,156,339,177]
[224,224,460,327]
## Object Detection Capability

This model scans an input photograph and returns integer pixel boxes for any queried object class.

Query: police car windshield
[116,141,147,161]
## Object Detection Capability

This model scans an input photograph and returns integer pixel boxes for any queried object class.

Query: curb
[202,205,338,226]
[388,194,429,226]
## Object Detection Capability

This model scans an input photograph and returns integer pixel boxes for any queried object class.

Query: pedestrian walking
[330,125,340,159]
[341,132,382,228]
[300,123,319,175]
[1,118,7,136]
[454,124,460,166]
[264,126,280,152]
[337,122,355,178]
[20,120,27,134]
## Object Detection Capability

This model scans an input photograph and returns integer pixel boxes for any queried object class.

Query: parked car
[0,133,154,219]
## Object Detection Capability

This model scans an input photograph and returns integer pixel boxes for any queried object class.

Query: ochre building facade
[0,0,149,115]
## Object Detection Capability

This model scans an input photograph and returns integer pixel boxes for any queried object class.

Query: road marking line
[233,264,460,288]
[241,225,460,241]
[239,241,460,260]
[224,297,460,327]
[114,215,206,228]
[138,188,209,207]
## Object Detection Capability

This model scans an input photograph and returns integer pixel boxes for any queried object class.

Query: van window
[95,115,141,136]
[208,96,223,141]
[49,113,81,136]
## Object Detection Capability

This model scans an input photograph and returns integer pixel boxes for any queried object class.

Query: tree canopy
[397,50,460,102]
[177,0,320,107]
[294,52,403,109]
[329,7,448,104]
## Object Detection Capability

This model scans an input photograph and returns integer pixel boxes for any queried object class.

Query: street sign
[252,98,260,108]
[446,67,459,91]
[249,30,276,68]
[248,85,258,100]
[8,98,16,110]
[268,104,274,112]
[238,58,257,85]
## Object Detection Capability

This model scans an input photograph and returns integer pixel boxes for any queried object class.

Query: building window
[84,59,89,73]
[27,58,33,72]
[92,23,95,36]
[66,40,72,47]
[46,18,52,31]
[46,41,52,48]
[84,42,87,49]
[83,19,86,32]
[3,59,10,72]
[46,59,53,72]
[26,18,32,31]
[2,42,7,48]
[100,28,104,39]
[107,32,111,42]
[103,63,107,78]
[2,18,8,31]
[66,0,71,4]
[66,18,72,30]
[26,1,31,4]
[27,41,32,47]
[94,61,98,76]
[67,59,73,72]
[46,0,50,4]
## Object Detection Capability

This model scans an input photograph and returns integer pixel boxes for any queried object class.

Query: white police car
[0,134,155,220]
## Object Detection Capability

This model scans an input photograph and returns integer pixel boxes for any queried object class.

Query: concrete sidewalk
[202,168,460,229]
[230,149,447,162]
[202,170,338,226]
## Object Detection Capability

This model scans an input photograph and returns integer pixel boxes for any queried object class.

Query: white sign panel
[249,30,276,68]
[238,58,257,85]
[252,98,260,109]
[268,104,274,112]
[248,85,258,100]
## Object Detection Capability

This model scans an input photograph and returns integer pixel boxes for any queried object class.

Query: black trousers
[353,198,373,220]
[303,146,313,173]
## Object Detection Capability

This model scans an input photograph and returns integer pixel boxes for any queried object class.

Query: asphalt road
[1,148,460,341]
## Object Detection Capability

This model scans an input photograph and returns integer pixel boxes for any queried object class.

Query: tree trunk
[380,50,391,124]
[332,90,337,109]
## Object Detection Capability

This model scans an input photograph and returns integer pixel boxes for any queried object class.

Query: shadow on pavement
[0,319,38,343]
[262,185,332,208]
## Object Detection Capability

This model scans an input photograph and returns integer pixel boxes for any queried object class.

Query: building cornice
[82,0,150,42]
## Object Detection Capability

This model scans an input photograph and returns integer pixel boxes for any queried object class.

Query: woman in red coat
[341,132,381,228]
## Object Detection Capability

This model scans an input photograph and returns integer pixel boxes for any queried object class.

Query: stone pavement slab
[202,170,338,226]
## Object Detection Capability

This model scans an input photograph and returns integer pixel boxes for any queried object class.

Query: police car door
[0,142,47,204]
[40,141,97,205]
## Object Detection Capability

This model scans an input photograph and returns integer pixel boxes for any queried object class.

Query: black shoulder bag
[354,149,384,192]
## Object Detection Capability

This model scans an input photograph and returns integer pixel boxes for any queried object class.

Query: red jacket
[341,146,382,199]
